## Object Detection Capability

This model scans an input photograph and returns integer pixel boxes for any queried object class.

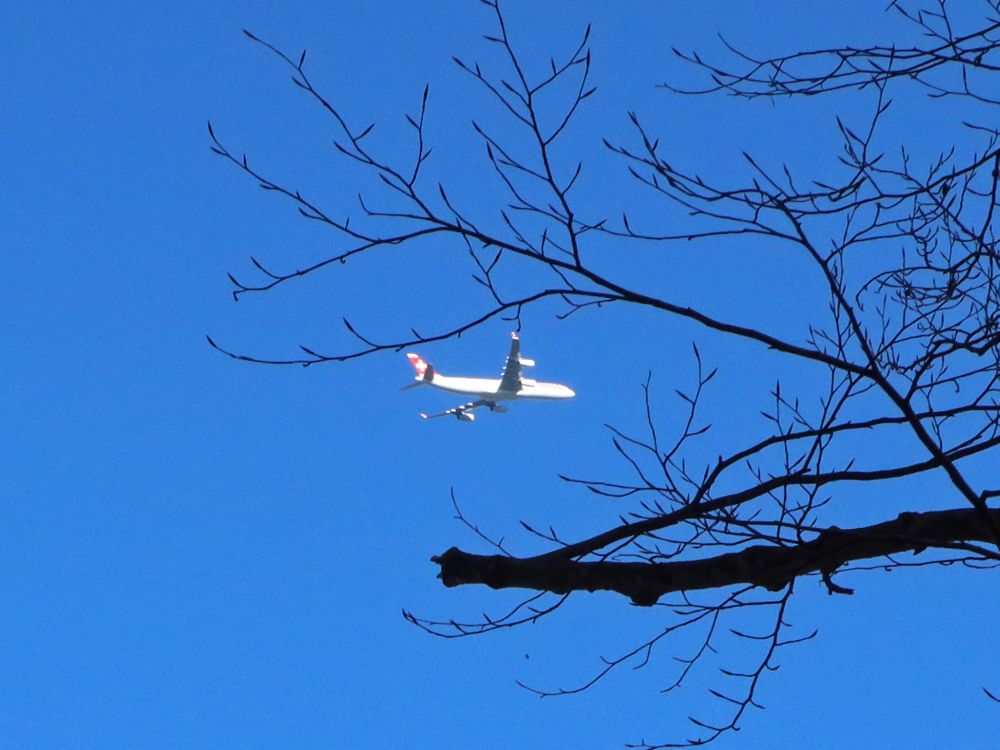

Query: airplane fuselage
[419,374,575,401]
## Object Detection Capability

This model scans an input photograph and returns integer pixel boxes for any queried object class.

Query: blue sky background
[3,1,998,748]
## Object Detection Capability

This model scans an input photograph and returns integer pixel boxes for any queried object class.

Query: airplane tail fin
[406,353,435,382]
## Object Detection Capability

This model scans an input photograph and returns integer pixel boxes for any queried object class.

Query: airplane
[404,332,575,421]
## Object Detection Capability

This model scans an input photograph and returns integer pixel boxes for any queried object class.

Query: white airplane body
[405,332,575,421]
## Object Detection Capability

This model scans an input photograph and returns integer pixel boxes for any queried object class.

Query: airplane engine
[456,411,476,422]
[488,404,507,413]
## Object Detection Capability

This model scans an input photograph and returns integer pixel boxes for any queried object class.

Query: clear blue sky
[3,1,997,748]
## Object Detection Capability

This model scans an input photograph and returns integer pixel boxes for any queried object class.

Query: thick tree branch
[433,508,1000,606]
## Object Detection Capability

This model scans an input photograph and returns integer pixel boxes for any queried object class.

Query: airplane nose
[564,386,576,398]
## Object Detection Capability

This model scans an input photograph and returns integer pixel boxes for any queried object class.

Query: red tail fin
[406,353,430,379]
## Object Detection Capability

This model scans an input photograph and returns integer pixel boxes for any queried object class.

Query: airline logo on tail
[407,353,431,380]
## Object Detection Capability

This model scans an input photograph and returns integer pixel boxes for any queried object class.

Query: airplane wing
[420,400,489,422]
[498,332,534,392]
